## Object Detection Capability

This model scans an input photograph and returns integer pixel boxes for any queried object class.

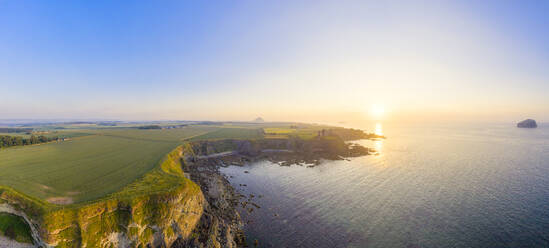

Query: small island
[517,119,537,128]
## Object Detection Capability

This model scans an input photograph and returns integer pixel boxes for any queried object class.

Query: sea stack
[517,119,537,128]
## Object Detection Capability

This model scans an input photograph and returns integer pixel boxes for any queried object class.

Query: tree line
[0,127,33,133]
[137,125,162,129]
[0,135,58,148]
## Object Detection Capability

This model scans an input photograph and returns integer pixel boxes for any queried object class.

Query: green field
[0,213,33,244]
[0,123,333,206]
[0,126,217,204]
[263,126,324,140]
[189,127,264,140]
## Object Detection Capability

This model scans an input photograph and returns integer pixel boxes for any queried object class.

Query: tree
[14,136,23,146]
[38,135,48,143]
[30,135,39,144]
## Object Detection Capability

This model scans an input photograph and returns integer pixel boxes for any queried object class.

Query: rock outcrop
[193,136,371,162]
[517,119,537,128]
[176,166,245,248]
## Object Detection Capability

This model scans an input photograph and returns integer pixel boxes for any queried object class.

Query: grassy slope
[0,126,216,203]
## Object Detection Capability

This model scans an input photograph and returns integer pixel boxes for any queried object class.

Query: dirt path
[261,149,293,153]
[196,151,238,159]
[196,149,293,160]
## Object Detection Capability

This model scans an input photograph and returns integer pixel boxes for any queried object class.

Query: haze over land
[1,1,549,123]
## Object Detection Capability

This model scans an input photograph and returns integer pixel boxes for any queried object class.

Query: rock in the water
[517,119,537,128]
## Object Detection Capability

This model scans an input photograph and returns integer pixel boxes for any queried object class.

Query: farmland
[263,126,325,140]
[189,126,265,141]
[0,125,217,204]
[0,123,336,205]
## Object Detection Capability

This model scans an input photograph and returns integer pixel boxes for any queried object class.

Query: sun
[369,104,385,120]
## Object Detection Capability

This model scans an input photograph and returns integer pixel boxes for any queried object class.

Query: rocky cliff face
[173,172,244,248]
[0,145,216,248]
[39,185,204,248]
[517,119,537,128]
[176,148,245,248]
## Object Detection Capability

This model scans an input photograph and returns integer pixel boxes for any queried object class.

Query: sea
[220,122,549,248]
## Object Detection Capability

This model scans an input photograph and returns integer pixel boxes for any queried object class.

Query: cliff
[0,145,207,248]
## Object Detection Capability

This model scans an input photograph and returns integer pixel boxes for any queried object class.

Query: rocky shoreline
[178,155,246,248]
[180,135,379,247]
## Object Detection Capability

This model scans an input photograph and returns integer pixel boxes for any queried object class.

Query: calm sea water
[220,123,549,248]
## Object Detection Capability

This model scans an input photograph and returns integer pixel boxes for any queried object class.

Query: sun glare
[370,104,385,120]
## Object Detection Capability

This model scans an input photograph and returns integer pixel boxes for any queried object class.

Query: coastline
[0,129,380,247]
[182,136,379,247]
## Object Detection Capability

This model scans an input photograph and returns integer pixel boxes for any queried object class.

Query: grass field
[0,126,217,204]
[0,123,332,206]
[189,127,264,141]
[263,127,322,140]
[0,213,33,244]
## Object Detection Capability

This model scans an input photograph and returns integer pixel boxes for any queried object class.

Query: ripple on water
[221,124,549,248]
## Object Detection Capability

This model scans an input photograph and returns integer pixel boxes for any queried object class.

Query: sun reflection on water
[375,123,383,136]
[373,123,383,154]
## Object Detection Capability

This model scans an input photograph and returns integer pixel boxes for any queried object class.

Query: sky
[1,0,548,124]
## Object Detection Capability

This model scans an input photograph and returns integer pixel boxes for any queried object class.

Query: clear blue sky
[1,0,548,122]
